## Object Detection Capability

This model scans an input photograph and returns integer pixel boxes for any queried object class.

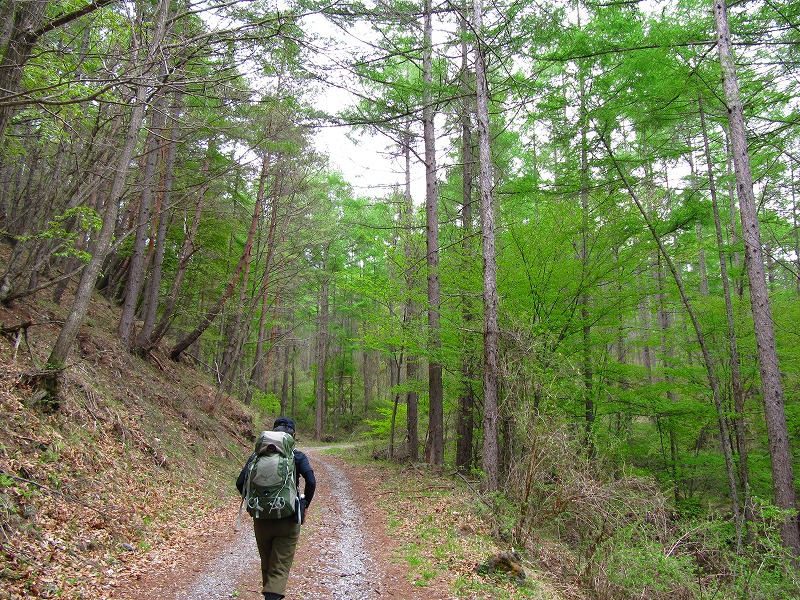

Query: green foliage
[338,412,363,434]
[589,524,698,600]
[17,207,102,263]
[365,402,407,438]
[250,390,281,419]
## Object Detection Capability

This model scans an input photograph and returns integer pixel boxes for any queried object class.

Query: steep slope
[0,292,253,599]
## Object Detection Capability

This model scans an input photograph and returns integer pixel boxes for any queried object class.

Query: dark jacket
[237,448,316,509]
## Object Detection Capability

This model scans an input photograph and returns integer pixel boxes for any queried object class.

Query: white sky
[301,12,432,203]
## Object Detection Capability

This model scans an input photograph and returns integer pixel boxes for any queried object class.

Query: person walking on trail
[237,417,316,600]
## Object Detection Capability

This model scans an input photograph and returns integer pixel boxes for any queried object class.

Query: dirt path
[113,451,452,600]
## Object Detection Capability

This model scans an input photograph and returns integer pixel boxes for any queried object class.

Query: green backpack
[244,430,298,519]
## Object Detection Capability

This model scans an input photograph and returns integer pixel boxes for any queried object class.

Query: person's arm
[294,451,316,506]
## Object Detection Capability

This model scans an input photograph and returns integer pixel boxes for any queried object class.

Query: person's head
[273,416,296,436]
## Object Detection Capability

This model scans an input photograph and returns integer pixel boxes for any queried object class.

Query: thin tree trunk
[211,242,254,412]
[169,153,264,361]
[604,136,741,543]
[147,142,208,347]
[315,270,329,440]
[455,0,475,473]
[402,131,419,462]
[247,291,270,405]
[687,145,710,297]
[118,84,167,345]
[725,129,743,298]
[363,349,371,416]
[792,158,800,298]
[134,90,183,353]
[422,0,443,465]
[0,0,48,148]
[699,94,750,547]
[713,0,799,556]
[280,339,290,415]
[389,353,401,460]
[578,64,594,460]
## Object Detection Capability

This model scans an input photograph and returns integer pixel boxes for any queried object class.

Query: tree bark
[147,142,209,348]
[455,0,475,473]
[118,83,167,345]
[578,63,594,460]
[403,130,419,462]
[0,0,48,148]
[134,90,183,353]
[315,270,329,440]
[699,93,750,547]
[473,0,500,491]
[422,0,443,465]
[713,0,799,556]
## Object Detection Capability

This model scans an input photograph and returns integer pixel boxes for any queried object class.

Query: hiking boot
[264,593,284,600]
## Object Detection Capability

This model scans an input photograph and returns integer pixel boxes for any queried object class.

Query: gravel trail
[285,456,380,599]
[113,451,447,600]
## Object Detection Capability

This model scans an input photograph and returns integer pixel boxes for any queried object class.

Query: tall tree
[712,0,800,556]
[455,3,476,472]
[46,0,170,374]
[473,0,500,491]
[422,0,444,465]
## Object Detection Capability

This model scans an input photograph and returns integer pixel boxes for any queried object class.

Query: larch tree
[472,0,500,491]
[712,0,800,556]
[422,0,444,465]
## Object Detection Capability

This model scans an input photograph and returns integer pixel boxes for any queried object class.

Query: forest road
[113,450,448,600]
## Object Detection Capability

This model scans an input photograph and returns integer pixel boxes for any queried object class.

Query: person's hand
[300,499,308,524]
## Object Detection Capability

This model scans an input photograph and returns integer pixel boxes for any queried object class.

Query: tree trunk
[578,65,594,460]
[402,131,419,461]
[211,243,254,412]
[315,270,329,440]
[169,153,264,362]
[147,142,209,348]
[0,0,47,148]
[474,0,500,491]
[118,84,167,345]
[699,93,750,547]
[792,158,800,298]
[724,129,743,298]
[713,0,800,556]
[280,339,290,415]
[134,91,183,353]
[422,0,443,465]
[605,135,741,547]
[455,0,475,473]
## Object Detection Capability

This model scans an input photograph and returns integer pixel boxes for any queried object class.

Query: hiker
[237,417,316,600]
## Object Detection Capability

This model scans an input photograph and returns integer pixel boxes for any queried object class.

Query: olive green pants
[252,517,301,596]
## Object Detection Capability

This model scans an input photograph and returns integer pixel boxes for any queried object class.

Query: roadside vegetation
[1,285,798,599]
